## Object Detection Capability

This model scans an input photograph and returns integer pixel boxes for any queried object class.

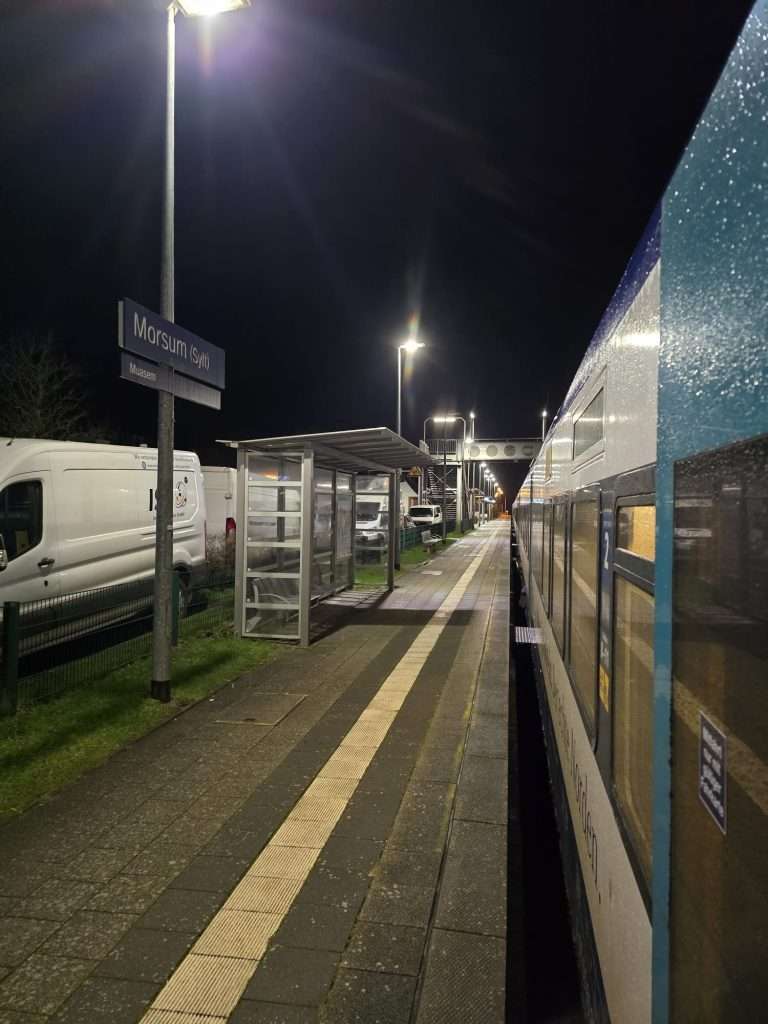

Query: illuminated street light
[150,0,249,704]
[541,408,548,441]
[396,337,424,437]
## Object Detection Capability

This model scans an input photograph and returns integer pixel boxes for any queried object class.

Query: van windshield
[356,501,381,522]
[410,507,434,517]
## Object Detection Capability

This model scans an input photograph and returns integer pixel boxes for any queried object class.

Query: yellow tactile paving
[271,817,337,849]
[288,792,350,823]
[142,1011,226,1024]
[225,876,303,914]
[246,844,321,880]
[151,955,257,1017]
[319,744,378,779]
[192,909,281,959]
[140,539,491,1024]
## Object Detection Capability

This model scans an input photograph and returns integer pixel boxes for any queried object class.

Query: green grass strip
[0,623,274,822]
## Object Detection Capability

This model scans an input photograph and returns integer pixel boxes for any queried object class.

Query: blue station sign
[119,298,225,390]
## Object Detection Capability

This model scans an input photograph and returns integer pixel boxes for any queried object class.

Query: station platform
[0,523,514,1024]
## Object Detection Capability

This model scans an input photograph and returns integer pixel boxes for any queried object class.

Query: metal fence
[0,570,235,714]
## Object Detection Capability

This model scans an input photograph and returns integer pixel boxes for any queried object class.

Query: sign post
[119,299,225,702]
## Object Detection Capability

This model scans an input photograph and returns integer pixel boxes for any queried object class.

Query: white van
[408,504,443,527]
[0,439,207,604]
[202,466,237,542]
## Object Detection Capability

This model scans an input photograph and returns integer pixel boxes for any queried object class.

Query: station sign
[119,298,225,389]
[120,352,221,410]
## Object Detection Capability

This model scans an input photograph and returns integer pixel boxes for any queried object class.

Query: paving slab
[243,945,339,1007]
[40,911,137,960]
[323,968,417,1024]
[50,976,157,1024]
[0,954,95,1016]
[341,921,426,976]
[415,929,505,1024]
[94,926,196,984]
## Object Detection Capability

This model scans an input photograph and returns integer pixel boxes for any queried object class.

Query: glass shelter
[221,429,434,646]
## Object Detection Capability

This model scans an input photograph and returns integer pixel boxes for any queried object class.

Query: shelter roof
[219,428,434,474]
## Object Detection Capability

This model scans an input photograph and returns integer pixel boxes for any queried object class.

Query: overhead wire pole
[151,0,177,703]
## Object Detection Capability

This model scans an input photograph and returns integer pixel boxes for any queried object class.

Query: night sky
[1,0,754,496]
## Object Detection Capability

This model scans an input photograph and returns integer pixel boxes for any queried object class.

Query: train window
[613,575,654,889]
[670,437,768,1022]
[551,502,566,651]
[569,494,599,733]
[542,502,552,613]
[532,500,543,590]
[574,388,605,459]
[617,505,655,561]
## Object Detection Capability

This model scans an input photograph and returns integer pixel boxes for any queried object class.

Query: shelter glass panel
[247,515,301,544]
[248,455,301,483]
[248,487,301,514]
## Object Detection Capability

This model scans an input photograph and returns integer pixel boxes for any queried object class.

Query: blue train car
[513,4,768,1021]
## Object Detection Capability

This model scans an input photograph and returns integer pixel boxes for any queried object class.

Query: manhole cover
[216,692,306,725]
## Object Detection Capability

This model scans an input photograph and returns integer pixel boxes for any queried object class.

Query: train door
[669,437,768,1020]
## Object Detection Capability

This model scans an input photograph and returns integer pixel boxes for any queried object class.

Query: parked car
[408,504,443,527]
[0,439,207,604]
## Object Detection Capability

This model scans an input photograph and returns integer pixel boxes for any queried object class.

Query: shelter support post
[387,472,396,591]
[299,446,314,647]
[234,448,247,638]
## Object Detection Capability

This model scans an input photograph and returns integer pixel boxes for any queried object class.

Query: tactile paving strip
[141,540,492,1023]
[152,955,257,1017]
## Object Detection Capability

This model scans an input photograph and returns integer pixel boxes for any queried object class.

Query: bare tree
[0,336,89,440]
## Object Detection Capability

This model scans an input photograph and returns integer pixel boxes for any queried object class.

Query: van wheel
[174,569,191,618]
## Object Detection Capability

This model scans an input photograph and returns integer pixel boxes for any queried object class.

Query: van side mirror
[0,535,7,571]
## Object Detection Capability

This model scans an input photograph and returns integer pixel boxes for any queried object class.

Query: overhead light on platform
[399,337,425,354]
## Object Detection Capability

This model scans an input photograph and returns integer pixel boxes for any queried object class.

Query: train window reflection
[542,502,552,613]
[617,505,655,561]
[671,437,768,1021]
[574,389,604,459]
[569,496,599,732]
[552,503,566,651]
[613,576,654,889]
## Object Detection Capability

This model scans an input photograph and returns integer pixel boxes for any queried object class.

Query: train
[512,4,767,1022]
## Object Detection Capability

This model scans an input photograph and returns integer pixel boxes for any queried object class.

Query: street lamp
[151,0,250,703]
[469,411,476,441]
[396,337,424,437]
[541,408,548,442]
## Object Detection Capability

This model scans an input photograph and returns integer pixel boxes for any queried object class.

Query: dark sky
[0,0,754,495]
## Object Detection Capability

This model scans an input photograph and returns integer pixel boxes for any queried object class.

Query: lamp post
[151,0,249,703]
[397,337,424,437]
[468,411,476,524]
[541,408,548,442]
[395,337,423,568]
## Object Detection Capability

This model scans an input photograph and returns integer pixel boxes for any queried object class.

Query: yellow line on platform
[142,534,493,1022]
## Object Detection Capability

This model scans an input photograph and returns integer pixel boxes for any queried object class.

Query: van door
[0,473,60,603]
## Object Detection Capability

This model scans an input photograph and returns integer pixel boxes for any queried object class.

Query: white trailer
[201,466,237,542]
